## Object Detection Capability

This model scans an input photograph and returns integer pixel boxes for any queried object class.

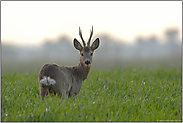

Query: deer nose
[85,60,91,65]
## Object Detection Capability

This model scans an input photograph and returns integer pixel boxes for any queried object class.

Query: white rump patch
[47,77,56,85]
[40,76,48,85]
[40,76,56,85]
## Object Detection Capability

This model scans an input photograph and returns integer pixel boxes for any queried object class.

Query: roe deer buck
[38,26,100,100]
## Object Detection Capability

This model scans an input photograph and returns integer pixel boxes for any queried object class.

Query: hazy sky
[1,1,182,46]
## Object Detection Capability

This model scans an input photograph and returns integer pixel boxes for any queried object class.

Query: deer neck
[74,59,91,81]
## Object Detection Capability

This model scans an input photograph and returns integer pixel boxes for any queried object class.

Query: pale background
[1,1,182,73]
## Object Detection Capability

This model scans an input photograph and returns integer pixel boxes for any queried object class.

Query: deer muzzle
[85,59,91,66]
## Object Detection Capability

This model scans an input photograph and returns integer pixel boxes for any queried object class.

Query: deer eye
[90,53,93,56]
[81,53,84,56]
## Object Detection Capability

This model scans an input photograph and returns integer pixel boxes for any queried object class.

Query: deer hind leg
[48,86,57,98]
[39,85,49,100]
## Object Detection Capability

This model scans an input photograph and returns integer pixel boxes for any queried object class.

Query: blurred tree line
[1,28,181,72]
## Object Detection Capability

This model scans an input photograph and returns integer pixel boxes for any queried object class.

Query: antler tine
[87,26,93,47]
[79,26,86,47]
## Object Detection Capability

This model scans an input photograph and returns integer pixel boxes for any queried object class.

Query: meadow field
[1,67,182,122]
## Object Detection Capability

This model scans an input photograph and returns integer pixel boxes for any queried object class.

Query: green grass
[1,67,182,122]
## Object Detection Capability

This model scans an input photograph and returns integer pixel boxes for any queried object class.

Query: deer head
[74,26,100,67]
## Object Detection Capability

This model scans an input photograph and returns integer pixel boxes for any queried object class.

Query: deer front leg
[68,87,78,100]
[54,87,67,100]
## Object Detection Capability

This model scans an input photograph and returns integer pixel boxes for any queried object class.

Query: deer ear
[74,38,83,51]
[91,38,100,50]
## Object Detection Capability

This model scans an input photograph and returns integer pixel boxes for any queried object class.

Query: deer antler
[87,26,93,47]
[79,27,86,47]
